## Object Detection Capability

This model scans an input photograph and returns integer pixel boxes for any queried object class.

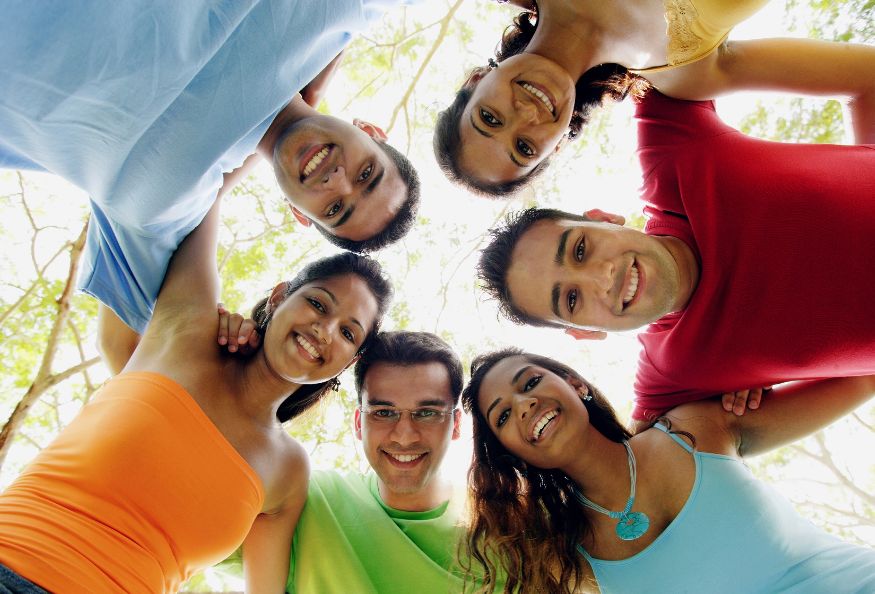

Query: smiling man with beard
[283,331,488,594]
[0,0,420,337]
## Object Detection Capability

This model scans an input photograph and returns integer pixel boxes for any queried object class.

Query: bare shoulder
[269,434,311,509]
[645,50,726,100]
[660,399,739,457]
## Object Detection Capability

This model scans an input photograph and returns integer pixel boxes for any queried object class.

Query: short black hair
[315,141,420,253]
[353,331,463,406]
[479,207,587,327]
[250,252,394,422]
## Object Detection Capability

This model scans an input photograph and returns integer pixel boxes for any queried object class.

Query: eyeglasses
[360,406,456,425]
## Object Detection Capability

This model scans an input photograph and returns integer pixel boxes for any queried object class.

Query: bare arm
[650,38,875,143]
[299,51,344,108]
[733,375,875,457]
[96,304,141,375]
[671,376,875,458]
[243,443,310,593]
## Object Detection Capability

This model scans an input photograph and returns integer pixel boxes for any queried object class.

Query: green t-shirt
[287,470,469,594]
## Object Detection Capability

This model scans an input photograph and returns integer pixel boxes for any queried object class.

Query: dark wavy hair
[354,331,463,406]
[479,207,587,327]
[460,348,631,594]
[315,141,420,253]
[434,9,648,198]
[250,252,393,422]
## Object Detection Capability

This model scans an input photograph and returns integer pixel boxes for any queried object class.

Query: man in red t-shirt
[478,91,875,422]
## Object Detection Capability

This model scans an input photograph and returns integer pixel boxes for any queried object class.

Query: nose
[389,413,421,445]
[513,96,539,124]
[587,258,614,295]
[311,319,336,345]
[321,165,352,194]
[514,395,538,421]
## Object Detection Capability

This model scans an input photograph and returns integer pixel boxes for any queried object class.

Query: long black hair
[460,348,631,593]
[250,252,393,422]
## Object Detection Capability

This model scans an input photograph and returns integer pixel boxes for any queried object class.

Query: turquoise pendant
[615,511,650,541]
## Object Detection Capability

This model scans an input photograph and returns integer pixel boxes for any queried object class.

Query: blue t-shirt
[579,425,875,593]
[0,0,405,331]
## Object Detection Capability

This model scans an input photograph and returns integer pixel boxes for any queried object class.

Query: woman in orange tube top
[0,196,392,594]
[434,0,875,196]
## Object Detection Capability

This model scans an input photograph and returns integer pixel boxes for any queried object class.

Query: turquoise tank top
[578,424,875,593]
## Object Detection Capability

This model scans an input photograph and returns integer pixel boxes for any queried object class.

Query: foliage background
[0,0,872,590]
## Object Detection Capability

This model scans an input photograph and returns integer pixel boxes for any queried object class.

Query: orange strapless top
[0,372,264,593]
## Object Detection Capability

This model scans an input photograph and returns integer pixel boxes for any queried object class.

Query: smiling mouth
[518,81,556,117]
[295,333,322,362]
[531,409,559,442]
[623,263,640,307]
[384,451,427,466]
[299,144,332,181]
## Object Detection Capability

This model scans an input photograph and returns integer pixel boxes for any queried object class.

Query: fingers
[234,318,260,355]
[217,303,230,346]
[722,387,771,416]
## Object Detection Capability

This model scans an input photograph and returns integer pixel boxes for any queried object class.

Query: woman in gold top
[434,0,875,196]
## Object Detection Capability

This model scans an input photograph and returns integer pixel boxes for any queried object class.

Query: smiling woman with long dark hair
[461,348,875,594]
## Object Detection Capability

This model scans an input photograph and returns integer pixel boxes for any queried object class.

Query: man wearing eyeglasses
[285,330,481,594]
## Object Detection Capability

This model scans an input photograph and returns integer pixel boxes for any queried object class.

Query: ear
[268,281,290,309]
[354,407,363,441]
[451,408,462,441]
[290,206,312,227]
[583,208,625,226]
[564,327,607,341]
[464,69,487,88]
[353,119,388,142]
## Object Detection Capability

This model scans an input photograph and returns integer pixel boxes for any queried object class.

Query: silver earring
[487,58,498,70]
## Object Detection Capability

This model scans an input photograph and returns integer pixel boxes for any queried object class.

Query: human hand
[722,386,771,416]
[217,303,261,356]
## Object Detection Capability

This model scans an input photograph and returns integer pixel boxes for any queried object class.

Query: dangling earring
[329,377,341,392]
[487,58,498,70]
[579,386,592,402]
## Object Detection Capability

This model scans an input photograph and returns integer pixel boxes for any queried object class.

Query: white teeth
[389,453,424,463]
[532,410,558,442]
[623,264,639,305]
[302,147,329,177]
[296,334,321,359]
[521,82,555,115]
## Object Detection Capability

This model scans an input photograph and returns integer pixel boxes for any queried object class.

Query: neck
[660,235,700,312]
[525,2,601,79]
[561,430,633,512]
[257,93,314,158]
[233,351,301,427]
[378,476,451,513]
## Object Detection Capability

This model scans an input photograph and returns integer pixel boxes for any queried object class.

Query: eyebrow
[555,229,571,264]
[330,167,383,230]
[469,112,526,169]
[314,286,365,332]
[511,365,530,385]
[485,397,501,423]
[330,205,356,229]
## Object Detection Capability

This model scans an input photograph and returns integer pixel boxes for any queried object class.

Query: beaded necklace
[573,440,650,541]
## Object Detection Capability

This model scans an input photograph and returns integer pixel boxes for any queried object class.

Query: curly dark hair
[315,140,421,253]
[460,348,631,594]
[434,9,648,198]
[478,207,587,327]
[250,252,393,422]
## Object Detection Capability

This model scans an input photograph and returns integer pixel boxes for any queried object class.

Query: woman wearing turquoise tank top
[460,348,875,594]
[434,0,875,196]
